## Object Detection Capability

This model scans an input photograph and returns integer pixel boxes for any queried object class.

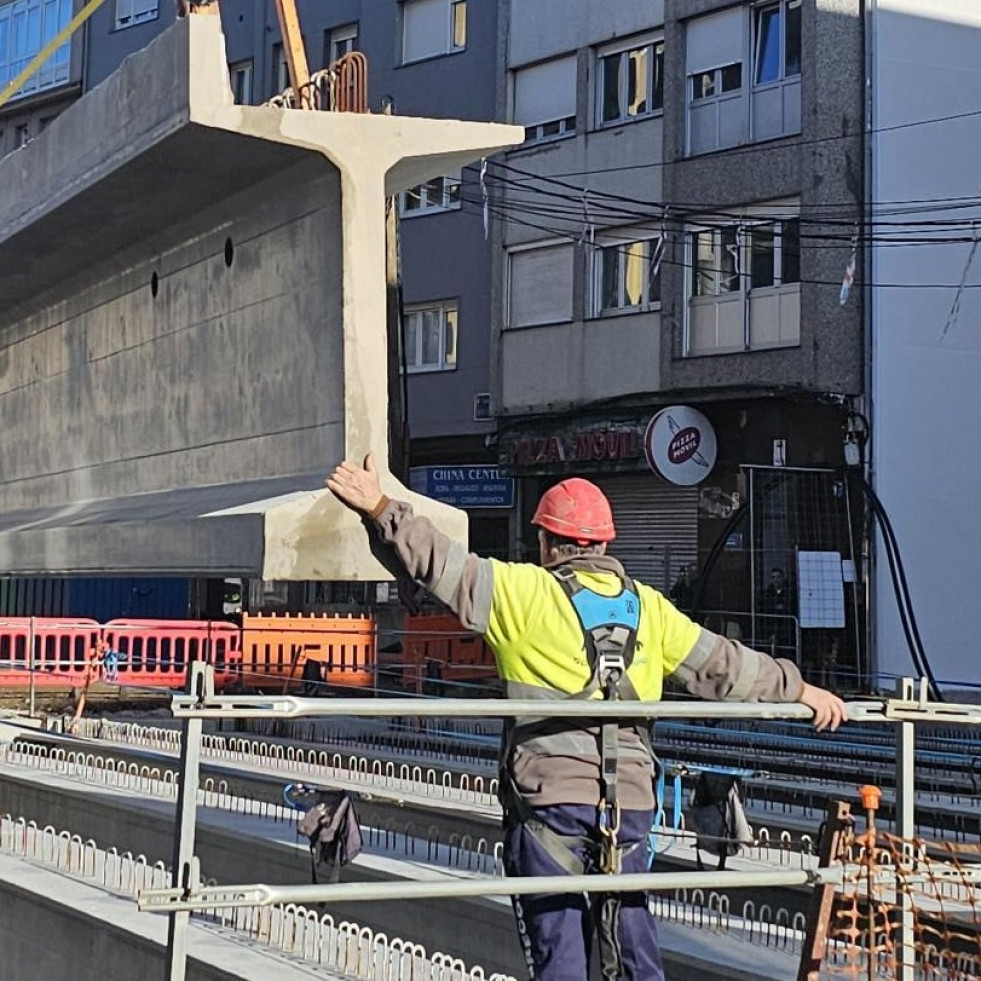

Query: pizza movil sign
[644,406,717,485]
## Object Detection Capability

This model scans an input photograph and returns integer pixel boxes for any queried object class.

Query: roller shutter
[594,475,698,593]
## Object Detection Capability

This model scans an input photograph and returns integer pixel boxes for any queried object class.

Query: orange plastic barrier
[240,613,376,691]
[102,619,241,688]
[402,614,497,692]
[0,617,101,687]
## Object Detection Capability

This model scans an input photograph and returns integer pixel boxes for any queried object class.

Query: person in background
[327,456,846,981]
[763,566,797,656]
[668,563,697,614]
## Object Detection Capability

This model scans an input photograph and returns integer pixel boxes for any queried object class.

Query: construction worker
[326,456,847,981]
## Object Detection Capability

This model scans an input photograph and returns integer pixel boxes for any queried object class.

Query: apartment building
[0,0,82,157]
[494,0,867,684]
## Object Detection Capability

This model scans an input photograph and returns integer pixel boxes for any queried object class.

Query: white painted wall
[872,0,981,686]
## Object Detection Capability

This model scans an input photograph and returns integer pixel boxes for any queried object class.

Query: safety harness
[501,564,654,876]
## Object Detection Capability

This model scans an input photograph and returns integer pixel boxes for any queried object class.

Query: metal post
[164,661,210,981]
[748,467,757,646]
[797,799,853,981]
[857,784,883,981]
[27,616,36,718]
[895,678,916,981]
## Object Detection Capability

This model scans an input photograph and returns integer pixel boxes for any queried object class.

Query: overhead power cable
[455,193,981,292]
[485,102,981,184]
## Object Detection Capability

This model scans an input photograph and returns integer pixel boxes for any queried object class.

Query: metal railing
[134,667,981,981]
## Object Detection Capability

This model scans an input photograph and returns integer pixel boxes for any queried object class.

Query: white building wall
[872,0,981,686]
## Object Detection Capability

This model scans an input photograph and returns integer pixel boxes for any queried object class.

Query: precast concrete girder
[0,16,522,579]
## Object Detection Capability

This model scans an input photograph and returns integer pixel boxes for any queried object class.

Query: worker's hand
[797,682,848,732]
[326,453,385,515]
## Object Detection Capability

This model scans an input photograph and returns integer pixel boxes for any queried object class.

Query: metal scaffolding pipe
[140,866,841,913]
[169,693,887,721]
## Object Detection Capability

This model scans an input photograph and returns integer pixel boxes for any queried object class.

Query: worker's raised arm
[326,455,494,633]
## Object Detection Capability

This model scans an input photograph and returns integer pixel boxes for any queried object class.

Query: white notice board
[796,551,846,629]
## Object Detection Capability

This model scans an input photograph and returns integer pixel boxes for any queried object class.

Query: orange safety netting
[820,828,981,980]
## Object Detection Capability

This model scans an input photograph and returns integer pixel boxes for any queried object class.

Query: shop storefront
[497,412,712,592]
[409,463,515,560]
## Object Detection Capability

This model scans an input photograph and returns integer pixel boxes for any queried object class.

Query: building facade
[0,0,82,156]
[494,0,867,686]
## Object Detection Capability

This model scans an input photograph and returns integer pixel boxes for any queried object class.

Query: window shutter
[513,56,577,127]
[403,0,446,62]
[594,476,699,592]
[686,7,745,75]
[509,245,574,327]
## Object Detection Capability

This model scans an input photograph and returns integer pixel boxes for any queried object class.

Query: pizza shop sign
[500,425,644,470]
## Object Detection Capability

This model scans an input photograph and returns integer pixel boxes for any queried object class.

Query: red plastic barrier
[402,614,497,692]
[102,619,241,688]
[0,618,101,687]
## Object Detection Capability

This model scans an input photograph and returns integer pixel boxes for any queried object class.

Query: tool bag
[686,770,753,870]
[296,789,364,884]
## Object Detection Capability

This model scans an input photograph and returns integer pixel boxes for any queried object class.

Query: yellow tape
[0,0,112,113]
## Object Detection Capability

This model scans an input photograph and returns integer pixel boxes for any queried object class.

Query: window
[400,173,462,216]
[686,212,800,354]
[14,122,29,147]
[452,0,466,48]
[0,0,72,98]
[597,38,664,126]
[754,1,801,84]
[115,0,158,29]
[513,56,576,144]
[403,302,458,372]
[402,0,466,64]
[751,0,801,141]
[326,22,358,64]
[686,1,801,154]
[507,243,574,328]
[229,60,253,105]
[593,236,662,315]
[271,43,289,96]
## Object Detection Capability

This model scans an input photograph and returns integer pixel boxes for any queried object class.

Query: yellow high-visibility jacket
[370,498,804,810]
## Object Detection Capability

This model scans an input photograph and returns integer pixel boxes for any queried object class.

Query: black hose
[856,473,942,701]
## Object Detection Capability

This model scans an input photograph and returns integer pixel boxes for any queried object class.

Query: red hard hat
[532,478,615,544]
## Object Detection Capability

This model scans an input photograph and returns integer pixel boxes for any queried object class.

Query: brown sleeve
[670,626,804,702]
[370,499,494,633]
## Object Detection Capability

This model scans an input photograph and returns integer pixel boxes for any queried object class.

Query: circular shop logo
[644,406,717,486]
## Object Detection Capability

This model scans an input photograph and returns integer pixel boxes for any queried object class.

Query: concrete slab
[0,852,340,981]
[0,16,522,579]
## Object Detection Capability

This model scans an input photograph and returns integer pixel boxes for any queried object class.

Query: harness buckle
[598,653,626,699]
[597,652,626,676]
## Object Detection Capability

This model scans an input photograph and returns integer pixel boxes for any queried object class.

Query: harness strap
[552,566,639,818]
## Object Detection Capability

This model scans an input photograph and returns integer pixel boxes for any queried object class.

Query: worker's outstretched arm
[668,621,847,731]
[326,455,493,633]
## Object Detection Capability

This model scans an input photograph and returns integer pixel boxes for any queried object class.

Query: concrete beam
[0,16,522,579]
